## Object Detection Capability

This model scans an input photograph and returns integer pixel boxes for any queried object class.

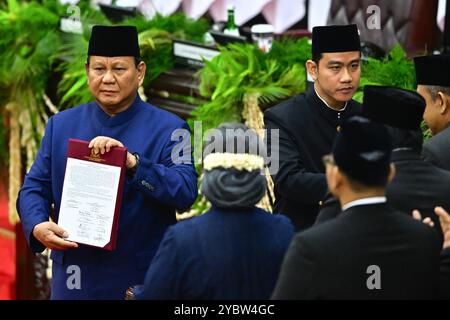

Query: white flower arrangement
[203,152,264,172]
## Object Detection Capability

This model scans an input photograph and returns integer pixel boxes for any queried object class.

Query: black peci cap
[312,24,361,55]
[361,85,425,131]
[414,54,450,86]
[88,25,140,57]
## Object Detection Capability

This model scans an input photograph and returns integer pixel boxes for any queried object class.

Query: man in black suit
[272,116,441,299]
[414,55,450,170]
[264,25,361,231]
[315,86,450,241]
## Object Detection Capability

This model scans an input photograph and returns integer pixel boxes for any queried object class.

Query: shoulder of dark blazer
[424,126,450,152]
[442,247,450,259]
[298,203,438,245]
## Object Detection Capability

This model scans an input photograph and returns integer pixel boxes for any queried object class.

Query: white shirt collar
[314,84,347,112]
[342,196,387,211]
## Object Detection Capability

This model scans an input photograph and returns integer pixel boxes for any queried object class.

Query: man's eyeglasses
[322,154,335,167]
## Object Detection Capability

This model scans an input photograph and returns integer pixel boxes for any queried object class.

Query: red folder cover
[60,139,127,250]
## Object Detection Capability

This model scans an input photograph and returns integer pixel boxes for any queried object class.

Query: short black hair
[345,172,389,191]
[312,53,322,66]
[86,56,142,68]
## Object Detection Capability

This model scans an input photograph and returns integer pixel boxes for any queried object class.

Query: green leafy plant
[190,39,310,134]
[187,39,311,215]
[57,32,92,110]
[0,0,62,166]
[354,44,416,102]
[0,0,432,220]
[138,28,173,87]
[123,13,210,43]
[0,0,64,223]
[56,4,111,110]
[123,13,210,87]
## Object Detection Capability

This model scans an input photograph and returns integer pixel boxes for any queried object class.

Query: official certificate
[57,139,127,250]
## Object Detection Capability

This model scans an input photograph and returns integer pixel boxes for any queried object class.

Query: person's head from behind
[414,55,450,135]
[86,25,146,115]
[306,24,361,109]
[324,116,394,204]
[201,123,267,210]
[361,85,426,153]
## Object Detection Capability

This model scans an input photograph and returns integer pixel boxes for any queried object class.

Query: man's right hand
[32,222,78,250]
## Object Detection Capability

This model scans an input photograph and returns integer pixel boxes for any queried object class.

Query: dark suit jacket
[136,207,295,300]
[272,203,441,299]
[386,149,450,240]
[423,124,450,170]
[264,86,360,231]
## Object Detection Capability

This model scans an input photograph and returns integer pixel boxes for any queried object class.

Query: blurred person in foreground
[137,123,295,299]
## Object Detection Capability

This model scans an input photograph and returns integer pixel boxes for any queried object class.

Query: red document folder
[62,138,127,250]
